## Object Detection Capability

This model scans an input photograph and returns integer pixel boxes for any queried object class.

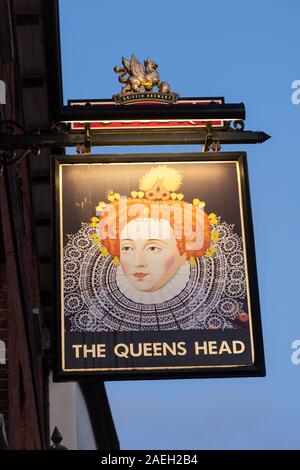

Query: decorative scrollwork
[223,120,245,131]
[50,121,69,135]
[0,119,29,136]
[0,147,40,166]
[0,119,41,167]
[233,120,245,131]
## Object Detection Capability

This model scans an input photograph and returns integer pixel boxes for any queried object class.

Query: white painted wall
[75,385,97,450]
[49,373,97,450]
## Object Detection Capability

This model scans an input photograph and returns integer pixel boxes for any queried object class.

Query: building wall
[49,374,97,450]
[0,0,50,449]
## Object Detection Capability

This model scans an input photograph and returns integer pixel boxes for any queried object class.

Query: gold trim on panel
[236,162,255,365]
[59,159,255,373]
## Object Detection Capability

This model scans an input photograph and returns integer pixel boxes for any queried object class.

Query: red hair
[98,198,211,259]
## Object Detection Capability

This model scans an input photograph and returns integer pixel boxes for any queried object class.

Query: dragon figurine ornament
[113,54,178,104]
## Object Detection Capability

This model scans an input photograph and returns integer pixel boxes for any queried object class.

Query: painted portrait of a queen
[62,162,250,333]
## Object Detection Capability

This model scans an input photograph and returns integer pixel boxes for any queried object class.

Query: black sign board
[52,152,265,381]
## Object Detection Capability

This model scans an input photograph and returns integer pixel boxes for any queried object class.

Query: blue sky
[59,0,300,449]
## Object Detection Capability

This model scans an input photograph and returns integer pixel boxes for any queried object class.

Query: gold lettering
[195,340,246,356]
[153,343,163,356]
[194,341,208,355]
[177,342,187,356]
[113,341,189,358]
[72,344,82,358]
[83,344,96,358]
[208,341,218,355]
[232,341,245,354]
[129,343,143,357]
[163,342,178,356]
[143,343,153,357]
[97,344,106,357]
[114,343,129,358]
[219,341,232,354]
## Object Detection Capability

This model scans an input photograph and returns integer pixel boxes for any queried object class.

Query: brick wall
[0,10,47,447]
[0,305,8,448]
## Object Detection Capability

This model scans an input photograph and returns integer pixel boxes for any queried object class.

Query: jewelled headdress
[90,166,220,266]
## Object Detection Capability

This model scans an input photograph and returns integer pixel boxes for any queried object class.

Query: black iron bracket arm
[0,118,271,166]
[0,126,270,148]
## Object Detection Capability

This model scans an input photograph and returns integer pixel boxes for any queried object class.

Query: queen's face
[119,218,186,292]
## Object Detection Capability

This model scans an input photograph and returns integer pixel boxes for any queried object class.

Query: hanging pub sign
[53,152,265,380]
[52,54,265,380]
